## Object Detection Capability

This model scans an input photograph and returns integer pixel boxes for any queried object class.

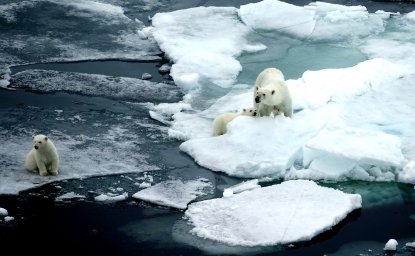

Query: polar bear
[253,68,292,118]
[212,107,257,136]
[25,134,60,176]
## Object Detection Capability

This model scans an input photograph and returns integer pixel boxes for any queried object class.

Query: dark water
[1,0,415,255]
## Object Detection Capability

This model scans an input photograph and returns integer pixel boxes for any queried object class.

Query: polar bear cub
[254,68,292,118]
[25,134,60,176]
[212,107,257,136]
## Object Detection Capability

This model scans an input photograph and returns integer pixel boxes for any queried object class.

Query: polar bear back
[255,68,285,87]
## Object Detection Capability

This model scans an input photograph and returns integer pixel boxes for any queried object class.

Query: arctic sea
[1,0,415,255]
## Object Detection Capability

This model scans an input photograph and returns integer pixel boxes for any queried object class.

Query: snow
[94,192,128,203]
[0,207,8,216]
[55,192,86,201]
[132,178,213,209]
[384,239,398,251]
[223,179,260,197]
[185,180,362,246]
[11,69,181,102]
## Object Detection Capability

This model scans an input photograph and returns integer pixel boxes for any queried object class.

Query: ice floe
[55,192,86,201]
[185,180,362,246]
[223,179,260,197]
[384,239,398,251]
[11,69,182,102]
[147,2,415,184]
[95,192,128,203]
[132,178,213,209]
[0,207,8,217]
[151,6,250,90]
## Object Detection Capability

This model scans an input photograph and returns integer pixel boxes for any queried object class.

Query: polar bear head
[32,134,50,151]
[241,107,257,117]
[255,84,284,106]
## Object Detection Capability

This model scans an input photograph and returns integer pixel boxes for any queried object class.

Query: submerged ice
[148,0,415,185]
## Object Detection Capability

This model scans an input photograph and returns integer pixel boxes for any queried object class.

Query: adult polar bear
[254,68,293,118]
[25,134,60,176]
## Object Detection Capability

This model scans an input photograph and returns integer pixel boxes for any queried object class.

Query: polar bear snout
[34,145,38,150]
[255,96,260,103]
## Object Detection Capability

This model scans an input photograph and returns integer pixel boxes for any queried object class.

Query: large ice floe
[185,180,362,246]
[148,0,415,185]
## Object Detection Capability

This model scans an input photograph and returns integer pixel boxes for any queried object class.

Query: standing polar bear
[25,134,60,176]
[212,107,257,136]
[254,68,293,118]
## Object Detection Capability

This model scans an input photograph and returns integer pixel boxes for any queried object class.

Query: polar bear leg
[35,156,48,176]
[49,160,59,176]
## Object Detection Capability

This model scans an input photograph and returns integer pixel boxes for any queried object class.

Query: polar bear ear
[271,90,275,95]
[44,136,48,141]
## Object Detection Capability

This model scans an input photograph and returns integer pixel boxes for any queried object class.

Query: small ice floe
[138,182,151,189]
[223,179,260,197]
[55,192,86,202]
[185,180,361,246]
[405,242,415,249]
[141,73,152,80]
[94,192,128,203]
[158,64,171,73]
[4,216,14,222]
[384,239,398,251]
[132,178,213,210]
[0,207,8,217]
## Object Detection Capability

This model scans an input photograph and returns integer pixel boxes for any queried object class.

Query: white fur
[253,68,292,117]
[25,134,60,176]
[212,107,257,136]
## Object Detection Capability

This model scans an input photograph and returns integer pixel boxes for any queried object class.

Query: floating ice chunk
[132,178,213,210]
[4,216,14,222]
[185,180,362,246]
[0,207,8,217]
[138,182,151,189]
[94,192,128,203]
[304,1,385,40]
[180,110,326,178]
[239,0,316,37]
[399,161,415,185]
[223,179,260,197]
[55,192,86,201]
[151,6,249,89]
[158,64,171,73]
[406,11,415,21]
[406,242,415,248]
[384,239,398,251]
[141,73,152,80]
[11,69,181,102]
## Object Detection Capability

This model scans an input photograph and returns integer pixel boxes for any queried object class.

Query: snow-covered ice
[12,69,181,102]
[0,207,8,217]
[94,192,128,203]
[4,216,14,222]
[384,239,398,251]
[223,179,260,197]
[132,178,213,209]
[146,2,415,185]
[406,242,415,248]
[185,180,362,246]
[55,192,86,201]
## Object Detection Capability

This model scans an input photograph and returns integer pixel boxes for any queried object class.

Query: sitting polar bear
[25,134,60,176]
[254,68,292,118]
[212,107,257,136]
